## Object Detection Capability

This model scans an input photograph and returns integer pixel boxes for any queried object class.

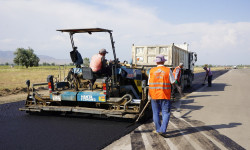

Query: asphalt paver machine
[19,28,151,120]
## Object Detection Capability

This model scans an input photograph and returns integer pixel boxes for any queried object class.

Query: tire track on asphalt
[130,113,232,150]
[130,129,146,150]
[183,118,245,150]
[170,115,221,150]
[168,120,204,150]
[167,121,195,149]
[142,123,170,150]
[179,117,226,149]
[130,122,169,150]
[138,125,154,150]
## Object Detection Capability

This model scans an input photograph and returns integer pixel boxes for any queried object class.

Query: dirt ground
[0,87,47,97]
[0,88,49,105]
[0,87,28,97]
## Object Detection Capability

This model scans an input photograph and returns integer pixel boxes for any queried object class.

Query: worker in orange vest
[173,63,185,98]
[148,55,175,137]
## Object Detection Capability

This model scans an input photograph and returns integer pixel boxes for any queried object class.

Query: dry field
[194,66,230,73]
[0,66,73,96]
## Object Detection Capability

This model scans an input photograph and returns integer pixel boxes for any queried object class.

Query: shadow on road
[198,83,231,92]
[180,99,203,112]
[175,99,203,119]
[177,83,231,118]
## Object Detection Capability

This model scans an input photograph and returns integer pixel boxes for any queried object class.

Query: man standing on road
[203,64,213,87]
[173,63,185,98]
[148,55,175,137]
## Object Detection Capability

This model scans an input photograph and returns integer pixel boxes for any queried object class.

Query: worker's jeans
[151,99,171,133]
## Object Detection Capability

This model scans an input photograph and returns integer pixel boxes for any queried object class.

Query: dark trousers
[173,83,183,97]
[208,75,213,87]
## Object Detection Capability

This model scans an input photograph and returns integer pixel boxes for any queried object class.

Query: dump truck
[19,28,151,120]
[132,43,197,89]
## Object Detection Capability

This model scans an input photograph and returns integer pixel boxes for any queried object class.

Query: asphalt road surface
[0,70,228,150]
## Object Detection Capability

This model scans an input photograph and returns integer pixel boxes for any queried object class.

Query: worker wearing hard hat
[148,55,175,137]
[173,63,185,98]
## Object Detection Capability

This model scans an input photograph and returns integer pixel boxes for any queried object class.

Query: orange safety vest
[149,66,171,99]
[173,66,181,82]
[90,54,102,72]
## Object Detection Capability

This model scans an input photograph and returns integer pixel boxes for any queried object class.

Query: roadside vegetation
[0,65,74,96]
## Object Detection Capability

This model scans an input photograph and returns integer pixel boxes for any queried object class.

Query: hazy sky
[0,0,250,65]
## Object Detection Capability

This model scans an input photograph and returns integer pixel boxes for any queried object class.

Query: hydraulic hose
[123,94,133,111]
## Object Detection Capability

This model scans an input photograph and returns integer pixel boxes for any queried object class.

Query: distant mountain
[0,51,14,64]
[0,50,71,65]
[36,54,72,64]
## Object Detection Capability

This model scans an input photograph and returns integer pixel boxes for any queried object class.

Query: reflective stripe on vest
[149,83,170,85]
[149,66,171,99]
[149,87,171,89]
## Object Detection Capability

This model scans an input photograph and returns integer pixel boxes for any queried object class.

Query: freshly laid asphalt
[0,70,229,150]
[0,101,139,150]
